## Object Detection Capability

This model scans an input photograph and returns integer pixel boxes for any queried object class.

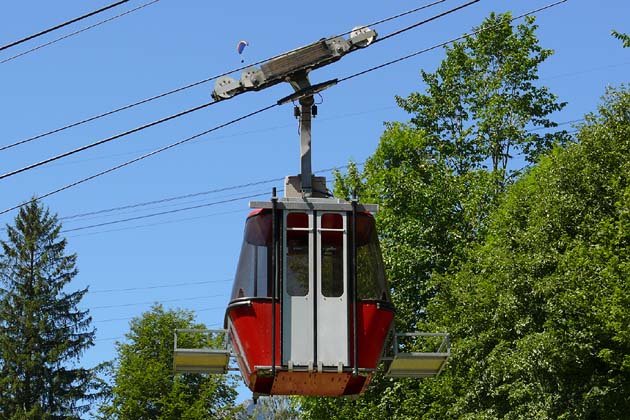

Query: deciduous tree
[303,12,568,419]
[99,305,240,419]
[397,12,566,184]
[426,85,630,418]
[612,30,630,48]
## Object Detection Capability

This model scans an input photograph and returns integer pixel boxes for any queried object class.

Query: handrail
[173,328,229,351]
[387,330,451,358]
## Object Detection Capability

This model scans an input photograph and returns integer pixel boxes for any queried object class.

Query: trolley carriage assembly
[173,24,450,398]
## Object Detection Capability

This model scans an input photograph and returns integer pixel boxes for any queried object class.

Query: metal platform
[173,329,231,374]
[385,332,450,378]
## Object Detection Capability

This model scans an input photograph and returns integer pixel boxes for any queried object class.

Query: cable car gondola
[173,25,450,399]
[225,181,395,396]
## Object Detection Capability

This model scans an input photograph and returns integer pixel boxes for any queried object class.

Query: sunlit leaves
[397,13,566,182]
[98,305,239,419]
[428,86,630,418]
[612,30,630,48]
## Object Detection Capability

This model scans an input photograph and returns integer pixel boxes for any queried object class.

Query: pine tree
[0,200,102,419]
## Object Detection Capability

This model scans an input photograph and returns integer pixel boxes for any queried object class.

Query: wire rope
[0,0,132,52]
[375,0,480,44]
[0,0,447,152]
[0,103,278,216]
[0,0,478,180]
[91,278,232,294]
[0,0,569,217]
[60,192,269,233]
[0,100,217,181]
[0,0,161,64]
[340,0,568,84]
[90,293,224,310]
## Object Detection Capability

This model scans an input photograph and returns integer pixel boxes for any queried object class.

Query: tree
[319,124,497,420]
[425,85,630,418]
[238,396,301,419]
[612,30,630,48]
[333,9,563,344]
[302,12,567,419]
[99,304,240,419]
[396,12,566,184]
[0,199,102,419]
[334,125,496,331]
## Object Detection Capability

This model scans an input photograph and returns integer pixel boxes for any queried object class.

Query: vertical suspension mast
[286,69,317,196]
[298,94,314,195]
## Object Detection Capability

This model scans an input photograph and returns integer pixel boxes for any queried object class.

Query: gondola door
[283,211,314,367]
[316,212,348,368]
[282,211,348,369]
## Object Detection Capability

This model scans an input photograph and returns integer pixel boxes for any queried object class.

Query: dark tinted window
[353,213,388,301]
[231,211,272,300]
[320,213,344,298]
[286,212,309,296]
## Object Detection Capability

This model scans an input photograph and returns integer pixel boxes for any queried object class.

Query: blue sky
[1,0,628,403]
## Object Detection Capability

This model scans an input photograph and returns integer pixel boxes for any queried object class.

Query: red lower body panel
[226,299,393,396]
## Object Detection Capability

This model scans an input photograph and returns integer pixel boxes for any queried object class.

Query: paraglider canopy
[237,40,249,62]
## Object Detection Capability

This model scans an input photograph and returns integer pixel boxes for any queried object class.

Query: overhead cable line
[341,0,568,84]
[0,0,160,64]
[90,278,232,294]
[542,60,630,81]
[61,164,350,221]
[0,100,217,181]
[61,192,270,233]
[94,307,224,324]
[96,321,224,342]
[4,163,356,236]
[12,166,347,236]
[0,0,475,179]
[0,0,131,52]
[527,118,584,132]
[1,0,568,217]
[61,188,268,224]
[21,112,579,238]
[364,0,448,27]
[66,118,579,235]
[0,0,446,152]
[65,208,246,238]
[0,103,278,216]
[31,105,396,169]
[375,0,480,44]
[62,169,357,238]
[62,178,285,221]
[66,117,575,238]
[61,186,278,233]
[64,113,580,234]
[95,336,125,343]
[90,293,224,310]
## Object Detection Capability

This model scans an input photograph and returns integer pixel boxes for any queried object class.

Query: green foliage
[612,30,630,48]
[0,200,103,419]
[99,305,239,419]
[427,85,630,418]
[396,13,566,182]
[313,84,630,418]
[311,121,498,420]
[238,396,301,419]
[336,124,497,331]
[304,12,630,420]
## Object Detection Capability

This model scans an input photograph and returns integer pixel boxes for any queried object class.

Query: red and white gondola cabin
[172,25,450,399]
